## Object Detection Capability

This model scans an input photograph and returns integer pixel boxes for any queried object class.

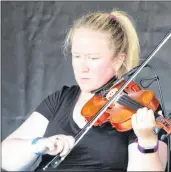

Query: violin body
[81,80,160,131]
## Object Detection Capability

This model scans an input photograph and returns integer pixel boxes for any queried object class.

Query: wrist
[137,136,158,148]
[31,137,45,156]
[136,138,159,153]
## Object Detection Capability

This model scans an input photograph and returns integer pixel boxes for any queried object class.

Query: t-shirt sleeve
[35,86,69,121]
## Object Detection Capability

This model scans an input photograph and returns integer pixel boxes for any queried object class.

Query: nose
[80,58,89,72]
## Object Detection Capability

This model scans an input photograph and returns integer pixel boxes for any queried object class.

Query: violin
[81,80,171,134]
[43,29,171,170]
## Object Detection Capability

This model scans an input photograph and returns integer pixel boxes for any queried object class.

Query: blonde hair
[63,10,140,77]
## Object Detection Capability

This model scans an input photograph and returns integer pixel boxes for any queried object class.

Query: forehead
[71,28,112,55]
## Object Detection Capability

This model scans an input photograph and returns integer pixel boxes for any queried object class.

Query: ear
[112,53,126,71]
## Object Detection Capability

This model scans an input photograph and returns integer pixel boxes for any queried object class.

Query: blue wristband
[32,137,43,156]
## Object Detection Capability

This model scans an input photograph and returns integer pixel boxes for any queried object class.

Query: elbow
[2,163,21,171]
[2,162,30,171]
[2,156,33,171]
[2,149,25,171]
[2,147,19,171]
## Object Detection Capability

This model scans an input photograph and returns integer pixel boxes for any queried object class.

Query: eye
[89,57,99,60]
[73,55,80,58]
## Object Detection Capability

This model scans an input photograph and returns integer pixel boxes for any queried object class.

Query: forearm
[2,138,40,171]
[137,138,165,171]
[128,140,166,171]
[134,151,164,171]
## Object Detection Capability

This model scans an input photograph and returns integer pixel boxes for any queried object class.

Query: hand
[33,134,75,157]
[131,107,161,147]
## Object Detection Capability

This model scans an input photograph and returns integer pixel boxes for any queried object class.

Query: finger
[147,109,156,127]
[148,109,155,121]
[158,110,163,116]
[46,136,64,154]
[59,137,70,157]
[55,138,64,154]
[65,136,75,150]
[147,110,159,135]
[142,107,148,121]
[139,108,144,122]
[46,139,56,152]
[137,107,148,127]
[40,137,58,155]
[136,108,144,125]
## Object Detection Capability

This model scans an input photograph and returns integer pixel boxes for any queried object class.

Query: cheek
[90,61,116,83]
[72,60,79,73]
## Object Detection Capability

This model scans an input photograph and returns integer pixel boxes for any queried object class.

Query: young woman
[2,10,168,171]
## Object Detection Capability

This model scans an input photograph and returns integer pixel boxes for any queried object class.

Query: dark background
[2,1,171,143]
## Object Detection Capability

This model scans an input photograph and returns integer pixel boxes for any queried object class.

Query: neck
[81,90,94,99]
[77,90,94,104]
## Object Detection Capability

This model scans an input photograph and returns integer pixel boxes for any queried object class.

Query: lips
[80,78,90,81]
[79,78,90,83]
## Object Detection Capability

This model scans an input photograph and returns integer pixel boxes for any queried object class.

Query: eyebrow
[72,52,101,56]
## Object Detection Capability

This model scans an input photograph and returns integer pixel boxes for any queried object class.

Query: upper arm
[127,141,168,171]
[3,86,68,141]
[4,112,49,141]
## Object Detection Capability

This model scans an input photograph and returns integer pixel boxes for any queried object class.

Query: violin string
[118,95,169,126]
[117,98,139,111]
[122,95,144,109]
[123,95,143,110]
[121,96,164,120]
[117,98,136,109]
[118,94,144,110]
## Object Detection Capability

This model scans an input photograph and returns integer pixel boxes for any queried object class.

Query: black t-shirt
[34,85,167,172]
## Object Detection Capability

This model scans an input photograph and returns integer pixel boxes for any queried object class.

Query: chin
[77,80,104,93]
